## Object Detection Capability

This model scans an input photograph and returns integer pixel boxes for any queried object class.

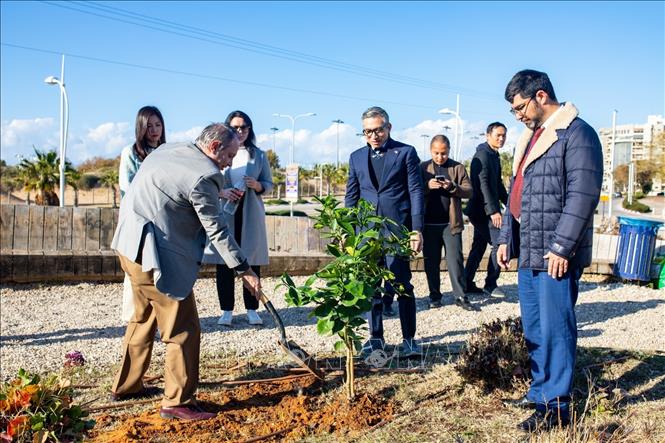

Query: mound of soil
[90,375,394,442]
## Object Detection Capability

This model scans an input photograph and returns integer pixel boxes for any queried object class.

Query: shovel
[257,290,325,380]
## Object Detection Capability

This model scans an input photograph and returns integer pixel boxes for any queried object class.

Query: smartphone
[435,173,450,181]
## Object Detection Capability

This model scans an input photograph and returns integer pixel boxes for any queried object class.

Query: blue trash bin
[614,216,664,281]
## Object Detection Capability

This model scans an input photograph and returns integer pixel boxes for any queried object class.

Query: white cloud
[2,117,524,168]
[254,118,523,168]
[1,118,59,162]
[69,122,132,160]
[168,126,203,143]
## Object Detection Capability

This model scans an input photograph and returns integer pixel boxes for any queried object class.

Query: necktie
[509,126,545,220]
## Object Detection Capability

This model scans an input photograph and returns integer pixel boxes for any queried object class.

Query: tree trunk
[112,187,118,208]
[74,189,79,207]
[345,335,355,400]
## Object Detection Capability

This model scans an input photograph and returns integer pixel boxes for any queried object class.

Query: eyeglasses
[362,125,387,137]
[509,97,532,116]
[231,125,250,132]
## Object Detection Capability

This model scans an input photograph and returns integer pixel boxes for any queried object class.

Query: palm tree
[321,163,339,196]
[16,148,75,206]
[334,163,349,195]
[67,168,82,207]
[99,168,119,208]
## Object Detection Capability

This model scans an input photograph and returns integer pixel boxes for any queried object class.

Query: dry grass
[55,346,665,442]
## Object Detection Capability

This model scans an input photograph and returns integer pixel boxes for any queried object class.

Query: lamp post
[608,110,617,221]
[420,134,429,159]
[269,127,279,152]
[272,112,316,165]
[332,119,344,168]
[44,62,69,207]
[438,108,463,160]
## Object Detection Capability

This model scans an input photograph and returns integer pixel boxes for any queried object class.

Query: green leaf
[317,318,334,335]
[327,243,342,257]
[331,318,345,334]
[334,340,346,352]
[313,301,335,318]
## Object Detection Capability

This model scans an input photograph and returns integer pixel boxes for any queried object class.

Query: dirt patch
[89,375,394,442]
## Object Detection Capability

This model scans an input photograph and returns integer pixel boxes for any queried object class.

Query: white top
[226,146,249,188]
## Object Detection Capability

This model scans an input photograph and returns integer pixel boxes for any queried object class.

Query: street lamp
[608,110,617,221]
[44,74,69,207]
[332,119,344,168]
[420,134,429,159]
[269,127,279,152]
[272,112,316,165]
[438,108,463,160]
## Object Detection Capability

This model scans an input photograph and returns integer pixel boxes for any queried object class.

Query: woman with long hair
[118,105,166,321]
[205,110,273,326]
[119,106,166,198]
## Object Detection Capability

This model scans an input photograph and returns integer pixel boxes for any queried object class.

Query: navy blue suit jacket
[345,138,424,234]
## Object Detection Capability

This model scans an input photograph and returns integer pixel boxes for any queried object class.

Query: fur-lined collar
[512,102,579,176]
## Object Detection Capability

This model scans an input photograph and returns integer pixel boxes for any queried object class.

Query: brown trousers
[112,255,201,408]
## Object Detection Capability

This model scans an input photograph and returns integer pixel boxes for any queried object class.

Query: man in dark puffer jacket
[497,70,603,432]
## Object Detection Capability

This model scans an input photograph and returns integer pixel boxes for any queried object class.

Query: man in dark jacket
[421,135,476,311]
[497,70,603,431]
[463,122,508,297]
[346,106,424,358]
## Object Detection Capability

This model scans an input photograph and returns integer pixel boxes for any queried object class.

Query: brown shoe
[160,405,216,421]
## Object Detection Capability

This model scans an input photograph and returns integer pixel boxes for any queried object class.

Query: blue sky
[1,1,663,167]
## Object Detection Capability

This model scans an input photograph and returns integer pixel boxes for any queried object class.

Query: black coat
[464,142,507,220]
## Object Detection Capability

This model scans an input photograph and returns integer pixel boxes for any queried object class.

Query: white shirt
[227,146,249,188]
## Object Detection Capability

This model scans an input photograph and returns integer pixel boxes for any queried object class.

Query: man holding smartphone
[420,135,475,311]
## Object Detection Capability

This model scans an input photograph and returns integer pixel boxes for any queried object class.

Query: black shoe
[383,305,397,317]
[110,386,161,402]
[503,396,537,409]
[455,297,479,311]
[518,410,570,432]
[465,282,484,294]
[428,298,442,309]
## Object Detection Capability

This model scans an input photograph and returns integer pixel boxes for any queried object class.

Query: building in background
[599,115,665,194]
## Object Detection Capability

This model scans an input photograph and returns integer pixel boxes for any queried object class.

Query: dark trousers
[465,215,501,290]
[519,266,582,417]
[369,255,416,340]
[423,224,466,300]
[215,195,260,311]
[216,264,260,311]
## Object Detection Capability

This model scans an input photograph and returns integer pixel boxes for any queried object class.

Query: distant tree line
[0,148,120,207]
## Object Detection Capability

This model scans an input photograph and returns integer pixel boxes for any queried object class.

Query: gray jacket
[112,142,246,300]
[204,146,273,265]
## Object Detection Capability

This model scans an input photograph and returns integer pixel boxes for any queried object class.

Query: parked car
[613,191,622,198]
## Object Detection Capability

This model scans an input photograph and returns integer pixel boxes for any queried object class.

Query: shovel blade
[279,340,325,380]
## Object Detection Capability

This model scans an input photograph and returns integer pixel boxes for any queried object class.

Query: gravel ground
[1,272,664,379]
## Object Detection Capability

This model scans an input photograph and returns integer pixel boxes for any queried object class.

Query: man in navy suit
[345,106,424,357]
